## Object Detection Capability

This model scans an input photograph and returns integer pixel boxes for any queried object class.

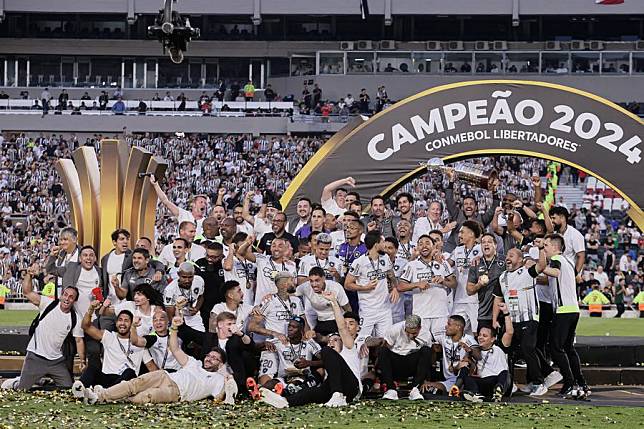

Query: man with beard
[545,206,586,283]
[79,314,237,405]
[444,169,500,252]
[362,196,394,238]
[195,242,225,326]
[242,236,297,305]
[344,231,399,342]
[467,233,506,331]
[492,248,546,397]
[151,176,208,236]
[210,280,253,332]
[75,303,152,391]
[118,248,167,300]
[287,197,312,235]
[392,193,417,233]
[395,219,416,261]
[248,272,311,343]
[295,206,328,240]
[259,211,300,254]
[252,317,322,395]
[233,204,253,235]
[241,193,281,240]
[211,204,227,225]
[330,211,362,256]
[166,238,190,282]
[398,235,455,344]
[449,221,483,334]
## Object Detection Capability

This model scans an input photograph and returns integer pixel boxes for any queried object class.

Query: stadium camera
[147,0,199,64]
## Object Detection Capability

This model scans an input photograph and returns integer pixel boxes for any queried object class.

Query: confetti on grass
[0,390,639,429]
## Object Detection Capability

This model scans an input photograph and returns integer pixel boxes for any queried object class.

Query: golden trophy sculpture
[55,139,168,257]
[426,157,498,190]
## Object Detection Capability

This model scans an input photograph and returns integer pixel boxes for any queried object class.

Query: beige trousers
[100,370,181,404]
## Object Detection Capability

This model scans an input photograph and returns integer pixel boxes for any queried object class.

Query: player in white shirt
[143,310,183,373]
[547,206,585,282]
[240,235,297,305]
[375,315,433,401]
[259,291,362,408]
[398,235,456,344]
[15,281,84,390]
[429,229,455,311]
[449,221,483,334]
[320,177,354,216]
[101,284,160,336]
[151,175,208,237]
[254,317,322,395]
[75,301,152,393]
[345,231,400,342]
[158,221,206,266]
[223,233,257,305]
[297,233,342,285]
[80,314,238,405]
[383,236,411,324]
[460,305,514,403]
[423,315,479,396]
[248,272,311,342]
[210,280,253,333]
[296,266,352,338]
[164,263,206,348]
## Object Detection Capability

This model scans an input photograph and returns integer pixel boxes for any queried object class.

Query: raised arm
[481,182,500,227]
[169,315,189,367]
[241,192,256,225]
[150,175,180,217]
[539,202,554,234]
[322,291,355,349]
[498,302,514,348]
[321,177,355,203]
[223,243,236,271]
[22,265,41,307]
[82,300,105,341]
[444,169,460,218]
[129,317,148,348]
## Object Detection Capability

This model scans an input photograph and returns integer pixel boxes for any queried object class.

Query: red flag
[595,0,624,4]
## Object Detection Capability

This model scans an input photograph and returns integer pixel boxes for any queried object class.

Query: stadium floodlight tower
[147,0,200,64]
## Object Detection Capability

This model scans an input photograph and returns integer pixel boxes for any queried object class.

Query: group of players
[4,168,590,407]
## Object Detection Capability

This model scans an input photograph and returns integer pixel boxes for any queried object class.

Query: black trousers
[536,301,554,376]
[511,321,543,385]
[79,364,136,388]
[377,346,432,388]
[178,324,206,357]
[462,370,510,397]
[203,333,256,395]
[287,347,360,406]
[550,312,585,387]
[615,303,625,318]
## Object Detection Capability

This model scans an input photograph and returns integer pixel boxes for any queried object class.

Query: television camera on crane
[147,0,200,64]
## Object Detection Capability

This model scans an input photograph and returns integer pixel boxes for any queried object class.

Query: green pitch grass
[0,310,642,336]
[0,310,37,326]
[0,389,640,429]
[576,317,643,337]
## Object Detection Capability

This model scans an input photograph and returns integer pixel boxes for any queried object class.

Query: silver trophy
[425,158,498,190]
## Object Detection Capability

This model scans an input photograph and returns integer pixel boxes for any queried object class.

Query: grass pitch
[2,311,642,336]
[0,389,641,429]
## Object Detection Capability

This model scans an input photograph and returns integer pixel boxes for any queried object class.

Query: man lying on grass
[75,314,238,405]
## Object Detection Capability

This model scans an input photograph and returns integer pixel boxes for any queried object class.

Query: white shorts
[452,302,479,335]
[358,310,392,342]
[419,316,448,344]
